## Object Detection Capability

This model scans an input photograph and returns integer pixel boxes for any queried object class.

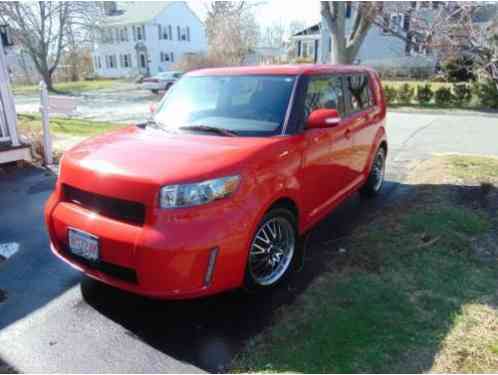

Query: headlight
[159,175,240,208]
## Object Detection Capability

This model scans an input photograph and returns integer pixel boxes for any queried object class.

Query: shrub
[453,83,472,106]
[383,85,398,104]
[434,87,454,106]
[473,79,498,109]
[173,53,227,72]
[398,83,415,104]
[416,84,434,105]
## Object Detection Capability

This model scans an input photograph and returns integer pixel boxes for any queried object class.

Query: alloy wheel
[249,217,295,286]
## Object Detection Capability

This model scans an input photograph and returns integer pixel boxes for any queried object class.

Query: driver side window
[304,75,345,120]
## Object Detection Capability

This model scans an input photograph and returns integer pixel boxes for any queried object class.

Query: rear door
[301,74,354,220]
[342,73,379,178]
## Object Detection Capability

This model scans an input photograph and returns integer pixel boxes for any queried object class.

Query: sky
[187,1,322,29]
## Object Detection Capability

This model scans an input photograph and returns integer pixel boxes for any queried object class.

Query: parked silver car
[142,71,183,94]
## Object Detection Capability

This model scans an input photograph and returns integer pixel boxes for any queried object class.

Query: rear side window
[346,74,374,112]
[304,75,345,119]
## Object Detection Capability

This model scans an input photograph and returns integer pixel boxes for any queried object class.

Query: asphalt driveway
[0,110,497,373]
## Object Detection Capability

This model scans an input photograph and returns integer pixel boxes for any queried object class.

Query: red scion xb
[45,65,387,299]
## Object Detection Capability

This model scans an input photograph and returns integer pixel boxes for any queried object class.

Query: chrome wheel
[249,217,295,286]
[372,149,386,192]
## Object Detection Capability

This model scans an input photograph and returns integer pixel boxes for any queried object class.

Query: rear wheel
[360,147,386,197]
[244,208,297,291]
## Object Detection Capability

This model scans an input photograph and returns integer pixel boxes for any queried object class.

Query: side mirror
[306,109,341,129]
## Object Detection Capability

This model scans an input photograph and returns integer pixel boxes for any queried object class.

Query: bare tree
[321,2,382,64]
[429,3,498,89]
[0,1,101,90]
[205,1,260,65]
[260,21,286,48]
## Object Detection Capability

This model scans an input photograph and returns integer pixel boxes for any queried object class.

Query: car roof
[188,64,375,77]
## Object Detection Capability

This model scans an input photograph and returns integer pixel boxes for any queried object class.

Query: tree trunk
[42,71,54,92]
[331,45,354,64]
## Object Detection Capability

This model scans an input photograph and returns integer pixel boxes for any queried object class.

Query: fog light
[204,247,219,286]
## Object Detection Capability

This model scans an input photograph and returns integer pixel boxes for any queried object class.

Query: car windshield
[154,75,296,137]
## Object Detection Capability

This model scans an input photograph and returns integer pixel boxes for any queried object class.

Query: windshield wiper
[179,125,238,137]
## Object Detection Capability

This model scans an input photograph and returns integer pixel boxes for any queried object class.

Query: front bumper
[45,189,256,300]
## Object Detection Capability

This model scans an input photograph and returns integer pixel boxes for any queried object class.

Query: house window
[170,52,174,62]
[120,28,128,42]
[121,54,132,68]
[160,52,170,62]
[300,41,314,58]
[386,13,404,34]
[135,25,145,41]
[177,26,189,41]
[345,2,352,18]
[168,25,172,40]
[97,56,102,69]
[106,55,117,69]
[159,25,170,40]
[107,28,114,43]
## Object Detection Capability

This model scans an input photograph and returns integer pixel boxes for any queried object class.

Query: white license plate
[68,228,99,261]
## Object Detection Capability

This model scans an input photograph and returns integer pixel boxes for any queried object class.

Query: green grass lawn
[17,113,125,138]
[232,155,498,373]
[12,79,128,96]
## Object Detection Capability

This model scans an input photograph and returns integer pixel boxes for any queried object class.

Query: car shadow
[80,180,414,372]
[0,166,81,330]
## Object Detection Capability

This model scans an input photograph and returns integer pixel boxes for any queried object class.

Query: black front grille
[63,246,138,284]
[63,184,146,226]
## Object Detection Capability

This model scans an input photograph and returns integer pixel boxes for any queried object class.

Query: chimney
[103,1,117,16]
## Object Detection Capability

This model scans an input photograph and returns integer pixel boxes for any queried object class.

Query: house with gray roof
[93,1,208,78]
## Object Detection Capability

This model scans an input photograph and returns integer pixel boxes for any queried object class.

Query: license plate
[68,228,99,261]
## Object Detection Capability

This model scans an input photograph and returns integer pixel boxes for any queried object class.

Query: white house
[92,1,208,78]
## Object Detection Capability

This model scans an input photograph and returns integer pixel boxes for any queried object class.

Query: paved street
[0,110,497,372]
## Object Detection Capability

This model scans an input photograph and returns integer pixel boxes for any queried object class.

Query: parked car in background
[142,71,183,94]
[45,65,387,300]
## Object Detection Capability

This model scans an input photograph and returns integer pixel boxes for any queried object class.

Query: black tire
[151,89,159,94]
[244,208,299,292]
[360,147,386,198]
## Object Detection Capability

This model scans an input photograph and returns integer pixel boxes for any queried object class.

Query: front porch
[1,24,31,166]
[0,141,31,165]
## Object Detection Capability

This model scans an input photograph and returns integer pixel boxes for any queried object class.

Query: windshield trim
[155,74,299,137]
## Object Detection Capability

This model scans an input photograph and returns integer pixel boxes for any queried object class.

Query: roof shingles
[105,1,171,26]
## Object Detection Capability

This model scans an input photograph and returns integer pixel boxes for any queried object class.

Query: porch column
[0,37,19,146]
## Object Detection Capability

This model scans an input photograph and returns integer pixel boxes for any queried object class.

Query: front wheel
[360,147,386,197]
[244,208,298,291]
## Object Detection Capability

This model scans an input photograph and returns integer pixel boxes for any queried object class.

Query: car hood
[60,126,281,205]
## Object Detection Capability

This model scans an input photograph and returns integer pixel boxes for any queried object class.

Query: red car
[45,65,387,299]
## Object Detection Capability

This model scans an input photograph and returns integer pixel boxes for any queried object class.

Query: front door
[301,74,354,222]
